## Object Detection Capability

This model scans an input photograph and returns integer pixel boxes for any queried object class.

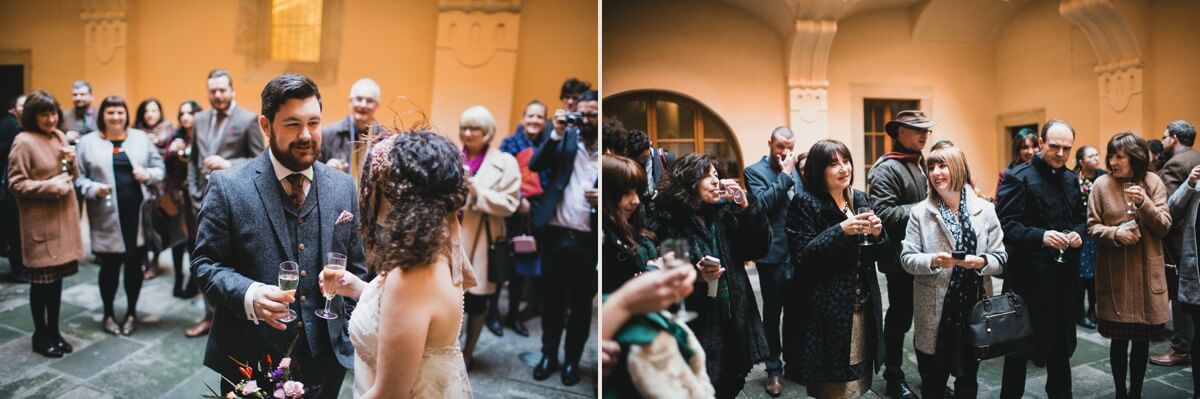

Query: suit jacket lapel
[317,165,337,262]
[252,154,295,261]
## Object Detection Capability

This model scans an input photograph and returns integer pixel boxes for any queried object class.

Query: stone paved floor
[737,268,1196,398]
[0,252,597,398]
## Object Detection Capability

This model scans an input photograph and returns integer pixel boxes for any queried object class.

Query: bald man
[743,126,800,397]
[319,78,386,182]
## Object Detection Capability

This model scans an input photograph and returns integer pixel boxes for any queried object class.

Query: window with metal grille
[604,91,744,180]
[863,98,919,178]
[270,0,322,62]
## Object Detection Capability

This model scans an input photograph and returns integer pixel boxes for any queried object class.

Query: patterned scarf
[934,188,984,376]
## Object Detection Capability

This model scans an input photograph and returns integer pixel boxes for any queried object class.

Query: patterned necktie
[286,173,307,211]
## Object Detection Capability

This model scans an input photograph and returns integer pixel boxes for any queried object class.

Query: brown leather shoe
[184,320,211,338]
[1150,347,1190,366]
[765,376,783,397]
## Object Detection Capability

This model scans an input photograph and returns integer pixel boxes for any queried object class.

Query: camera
[558,111,583,127]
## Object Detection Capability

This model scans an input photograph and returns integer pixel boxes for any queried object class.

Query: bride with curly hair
[321,129,478,398]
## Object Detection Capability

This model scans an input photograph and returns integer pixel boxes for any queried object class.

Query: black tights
[1110,339,1149,399]
[488,275,529,321]
[98,248,145,319]
[29,279,64,338]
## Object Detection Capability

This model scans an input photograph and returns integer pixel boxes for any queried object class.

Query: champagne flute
[1123,182,1137,215]
[277,261,299,323]
[1054,230,1072,263]
[315,252,347,320]
[658,239,698,323]
[856,207,874,246]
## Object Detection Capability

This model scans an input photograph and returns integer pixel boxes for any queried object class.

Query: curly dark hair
[602,116,627,156]
[654,152,719,214]
[360,130,468,274]
[620,129,651,161]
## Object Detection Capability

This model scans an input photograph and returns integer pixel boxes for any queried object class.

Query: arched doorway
[603,90,744,179]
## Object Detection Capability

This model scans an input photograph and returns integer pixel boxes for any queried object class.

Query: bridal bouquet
[203,336,320,399]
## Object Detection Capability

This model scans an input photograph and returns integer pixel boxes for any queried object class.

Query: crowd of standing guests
[1,73,602,390]
[602,107,1200,399]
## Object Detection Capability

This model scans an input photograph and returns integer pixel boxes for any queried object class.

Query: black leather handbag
[968,291,1034,361]
[477,216,511,284]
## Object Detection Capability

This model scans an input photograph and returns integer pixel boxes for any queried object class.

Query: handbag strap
[468,214,495,258]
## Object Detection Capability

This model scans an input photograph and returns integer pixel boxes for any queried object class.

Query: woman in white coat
[457,105,521,369]
[900,146,1006,398]
[75,95,164,336]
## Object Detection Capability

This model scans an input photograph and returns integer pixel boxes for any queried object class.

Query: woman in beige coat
[900,146,1006,398]
[6,90,84,358]
[457,105,521,368]
[1087,132,1171,399]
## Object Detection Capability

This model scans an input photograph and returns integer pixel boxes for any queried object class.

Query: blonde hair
[458,105,497,143]
[925,146,970,198]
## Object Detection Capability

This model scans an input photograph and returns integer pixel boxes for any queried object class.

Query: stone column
[81,0,129,97]
[786,19,837,147]
[1060,0,1150,136]
[430,0,522,141]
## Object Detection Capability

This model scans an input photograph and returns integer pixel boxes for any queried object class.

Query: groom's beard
[270,131,319,172]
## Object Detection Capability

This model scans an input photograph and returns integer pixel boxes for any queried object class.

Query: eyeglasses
[460,126,483,132]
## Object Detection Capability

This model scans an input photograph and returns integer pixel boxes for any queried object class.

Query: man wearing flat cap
[867,110,935,399]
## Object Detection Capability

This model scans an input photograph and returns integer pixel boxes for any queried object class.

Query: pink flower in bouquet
[225,392,237,399]
[273,390,286,399]
[279,357,292,369]
[241,381,261,395]
[282,380,305,397]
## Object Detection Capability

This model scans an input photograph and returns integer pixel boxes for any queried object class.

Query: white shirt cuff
[244,282,264,325]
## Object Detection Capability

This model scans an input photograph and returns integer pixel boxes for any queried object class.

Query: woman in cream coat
[457,105,521,369]
[900,146,1006,398]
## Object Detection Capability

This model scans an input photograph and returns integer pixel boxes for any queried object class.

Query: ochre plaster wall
[603,0,788,173]
[0,0,594,147]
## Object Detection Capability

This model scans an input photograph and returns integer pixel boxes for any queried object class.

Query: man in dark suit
[318,78,385,183]
[529,89,598,386]
[1,94,27,283]
[1152,119,1200,367]
[743,126,800,397]
[193,73,364,398]
[996,119,1085,399]
[60,80,96,138]
[185,69,266,337]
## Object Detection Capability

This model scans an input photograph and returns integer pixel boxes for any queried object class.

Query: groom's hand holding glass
[251,285,295,331]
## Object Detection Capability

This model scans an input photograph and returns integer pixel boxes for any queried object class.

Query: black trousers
[916,351,978,399]
[1179,302,1200,396]
[884,270,914,380]
[539,226,597,364]
[1169,267,1194,354]
[1001,354,1072,398]
[757,262,788,376]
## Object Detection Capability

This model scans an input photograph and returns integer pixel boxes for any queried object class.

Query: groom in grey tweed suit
[193,73,366,398]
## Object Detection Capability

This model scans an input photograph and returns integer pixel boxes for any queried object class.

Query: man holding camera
[530,89,599,386]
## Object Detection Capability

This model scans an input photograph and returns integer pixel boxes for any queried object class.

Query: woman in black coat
[651,152,771,399]
[783,140,886,398]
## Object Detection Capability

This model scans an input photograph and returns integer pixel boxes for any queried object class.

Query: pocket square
[335,210,355,225]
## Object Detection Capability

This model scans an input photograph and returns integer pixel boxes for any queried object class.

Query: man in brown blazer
[184,69,265,337]
[1152,119,1200,367]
